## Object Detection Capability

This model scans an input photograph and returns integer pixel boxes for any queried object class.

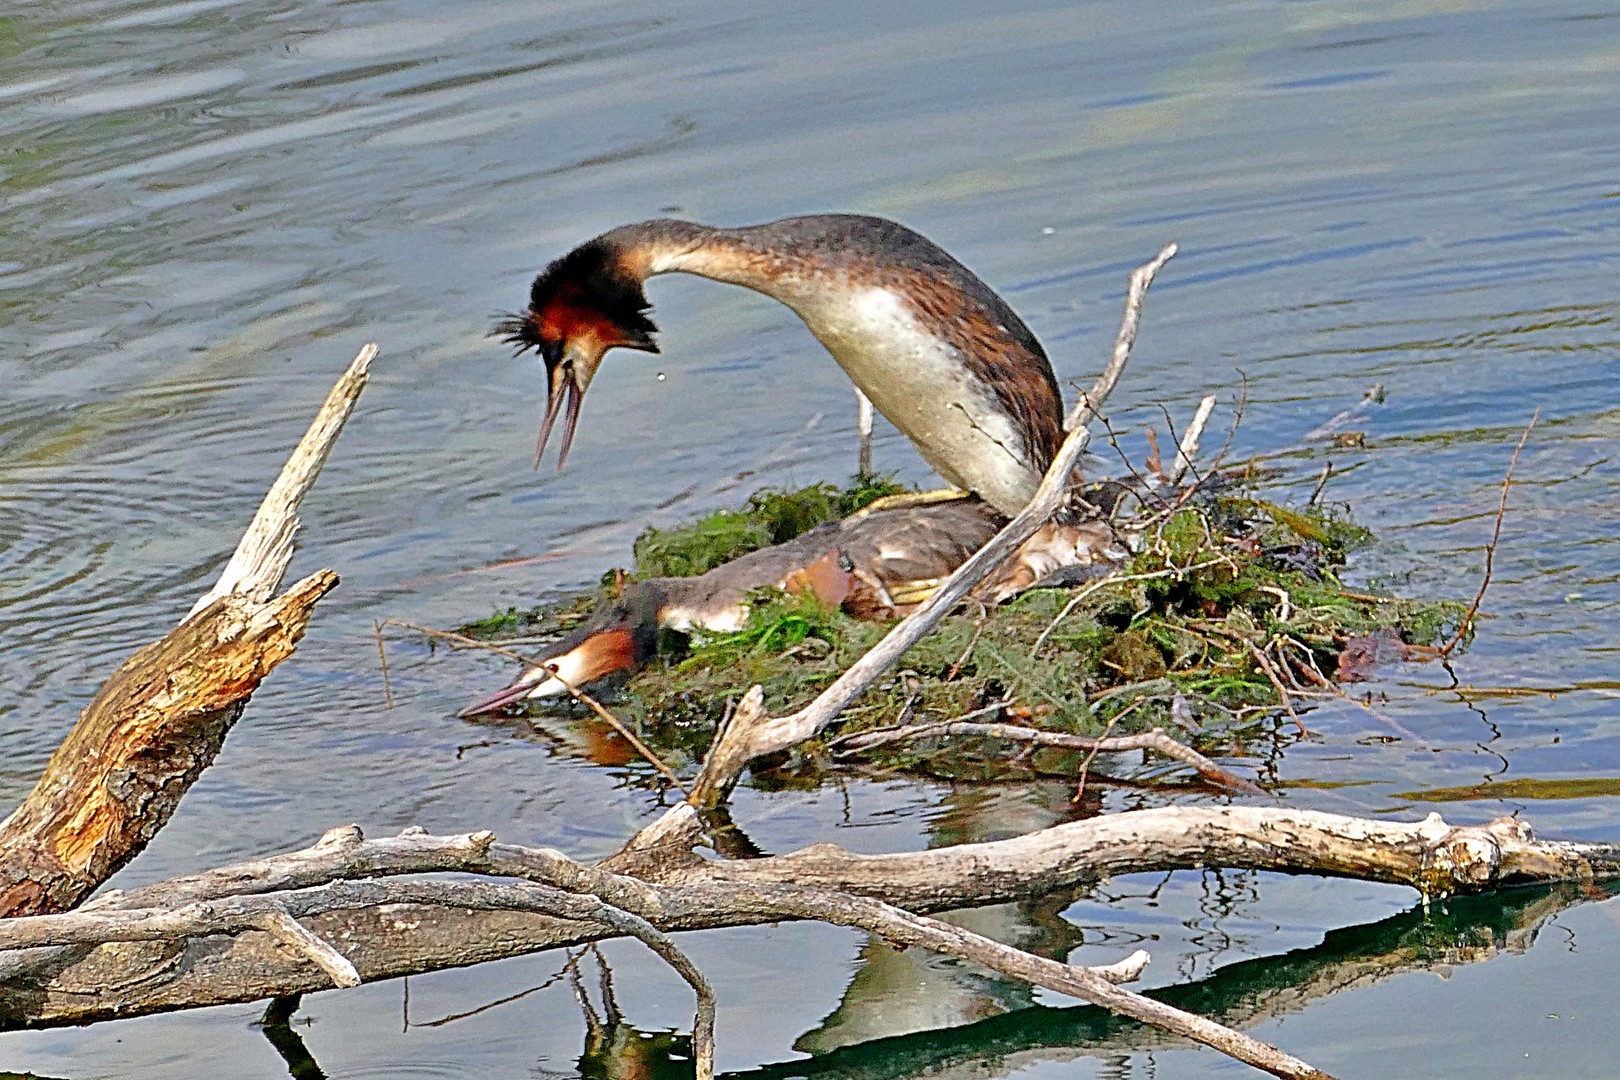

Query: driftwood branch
[189,343,376,615]
[0,346,374,918]
[2,809,1616,1034]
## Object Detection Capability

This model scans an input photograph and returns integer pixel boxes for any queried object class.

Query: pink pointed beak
[458,668,550,718]
[534,370,584,469]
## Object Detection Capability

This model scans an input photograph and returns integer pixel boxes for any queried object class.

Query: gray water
[2,0,1620,1076]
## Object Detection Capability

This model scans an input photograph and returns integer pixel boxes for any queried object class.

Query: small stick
[1439,409,1538,657]
[1168,394,1217,488]
[1244,640,1305,734]
[384,619,683,791]
[1305,383,1384,441]
[833,715,1261,795]
[1066,243,1179,431]
[1073,717,1118,803]
[1307,460,1332,507]
[541,666,689,797]
[1031,557,1234,657]
[1204,370,1248,475]
[374,619,394,710]
[945,613,989,681]
[384,619,538,665]
[827,700,1014,752]
[1143,427,1165,484]
[251,909,360,988]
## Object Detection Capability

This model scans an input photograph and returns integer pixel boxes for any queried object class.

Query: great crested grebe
[494,214,1065,518]
[460,499,1121,716]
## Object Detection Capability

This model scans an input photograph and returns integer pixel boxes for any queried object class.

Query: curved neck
[606,219,802,300]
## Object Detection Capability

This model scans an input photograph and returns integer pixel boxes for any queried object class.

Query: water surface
[2,0,1620,1076]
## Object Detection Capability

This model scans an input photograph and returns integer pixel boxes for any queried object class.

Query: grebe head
[493,236,660,468]
[457,582,667,717]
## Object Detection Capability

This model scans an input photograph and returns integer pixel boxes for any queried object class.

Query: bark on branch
[1,808,1614,1048]
[0,345,375,918]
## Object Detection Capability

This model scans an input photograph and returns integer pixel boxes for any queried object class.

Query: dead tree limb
[2,808,1616,1035]
[0,345,375,918]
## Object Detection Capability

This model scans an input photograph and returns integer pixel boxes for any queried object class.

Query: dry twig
[1244,639,1306,735]
[829,720,1258,794]
[1439,410,1539,657]
[1169,394,1218,488]
[373,619,394,710]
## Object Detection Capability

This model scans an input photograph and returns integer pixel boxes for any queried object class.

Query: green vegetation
[629,476,909,579]
[463,475,1466,788]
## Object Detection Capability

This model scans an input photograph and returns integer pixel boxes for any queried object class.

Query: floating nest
[461,473,1465,789]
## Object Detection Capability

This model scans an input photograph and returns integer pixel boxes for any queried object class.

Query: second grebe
[460,500,1122,716]
[494,214,1065,517]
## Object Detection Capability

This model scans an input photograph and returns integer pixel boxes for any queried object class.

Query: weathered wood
[0,344,375,918]
[1,808,1616,1031]
[0,573,336,917]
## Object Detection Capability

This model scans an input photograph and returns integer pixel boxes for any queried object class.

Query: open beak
[535,344,602,470]
[535,369,581,469]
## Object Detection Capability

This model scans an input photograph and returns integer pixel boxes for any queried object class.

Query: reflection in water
[257,995,326,1080]
[251,882,1618,1080]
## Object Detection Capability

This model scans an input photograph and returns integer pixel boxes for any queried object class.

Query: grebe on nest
[460,498,1122,716]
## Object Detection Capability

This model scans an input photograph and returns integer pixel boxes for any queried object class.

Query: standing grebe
[494,214,1065,517]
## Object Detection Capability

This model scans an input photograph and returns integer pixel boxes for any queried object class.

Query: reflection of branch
[830,721,1262,795]
[734,881,1606,1080]
[258,995,327,1080]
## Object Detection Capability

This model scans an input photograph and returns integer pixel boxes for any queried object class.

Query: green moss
[630,476,914,580]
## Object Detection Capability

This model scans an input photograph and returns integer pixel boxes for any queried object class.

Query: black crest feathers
[492,237,659,358]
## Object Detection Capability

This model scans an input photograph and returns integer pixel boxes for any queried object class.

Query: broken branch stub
[0,345,375,918]
[189,343,376,615]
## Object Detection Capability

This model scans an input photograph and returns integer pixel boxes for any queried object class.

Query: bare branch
[1169,394,1217,487]
[189,344,375,616]
[252,909,360,988]
[1066,243,1179,432]
[830,721,1263,795]
[1440,410,1539,657]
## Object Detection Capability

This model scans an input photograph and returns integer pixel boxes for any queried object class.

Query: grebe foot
[846,487,971,521]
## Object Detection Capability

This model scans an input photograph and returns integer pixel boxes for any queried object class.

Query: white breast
[790,286,1041,516]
